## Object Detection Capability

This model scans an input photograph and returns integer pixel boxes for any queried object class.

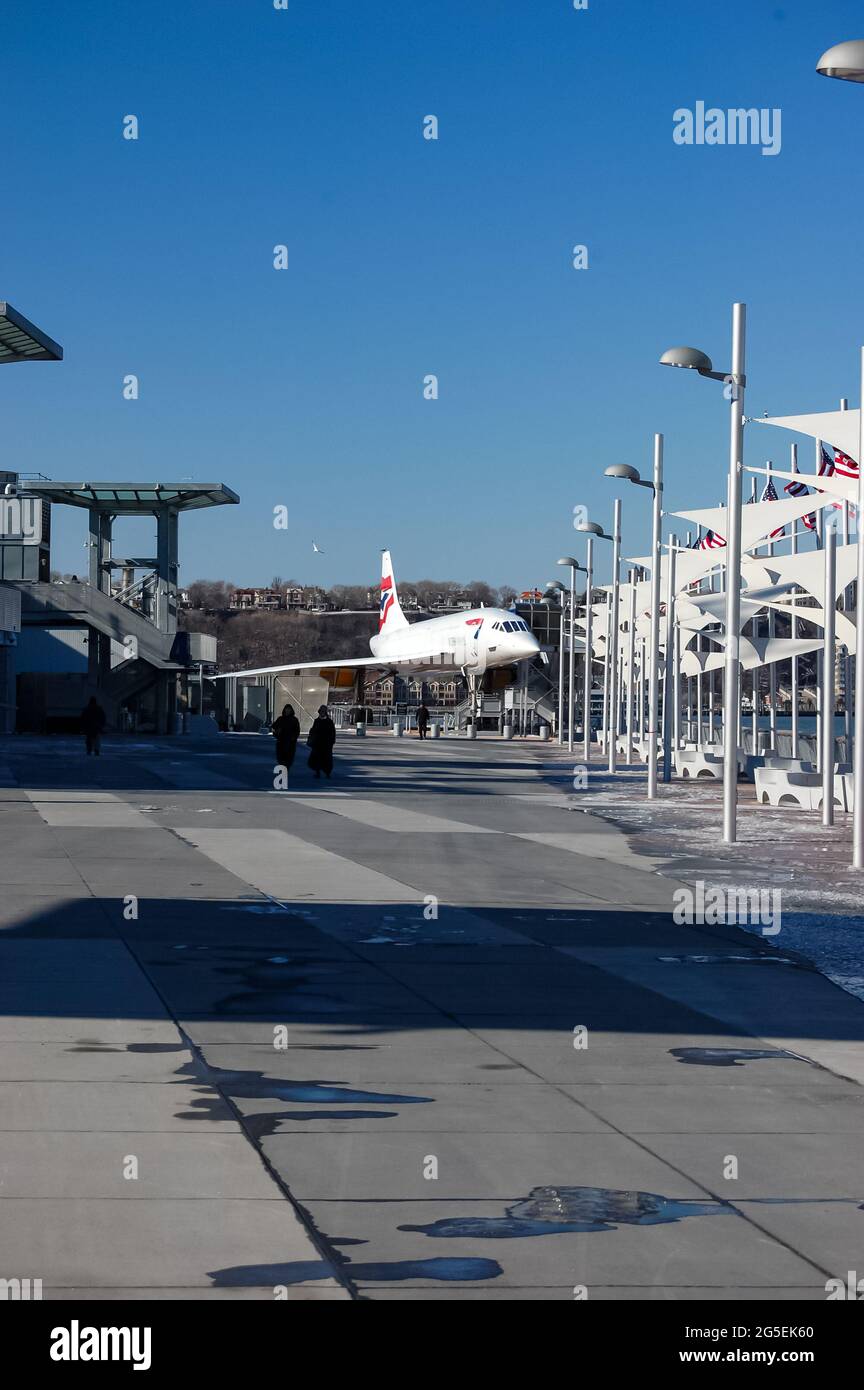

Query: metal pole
[557,600,565,745]
[766,461,777,754]
[854,346,864,866]
[647,433,663,798]
[607,497,622,773]
[626,568,636,765]
[722,303,746,843]
[583,537,593,763]
[637,634,644,742]
[601,590,611,754]
[790,443,799,759]
[823,525,836,827]
[663,534,677,782]
[843,499,852,758]
[567,564,576,753]
[815,439,824,774]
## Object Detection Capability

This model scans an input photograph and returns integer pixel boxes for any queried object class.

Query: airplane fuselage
[370,606,540,675]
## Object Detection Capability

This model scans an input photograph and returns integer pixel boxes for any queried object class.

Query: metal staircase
[10,581,182,671]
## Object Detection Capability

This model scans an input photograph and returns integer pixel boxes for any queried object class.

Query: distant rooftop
[21,481,240,512]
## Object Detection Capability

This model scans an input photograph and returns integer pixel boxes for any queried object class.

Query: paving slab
[0,1080,236,1131]
[0,1198,343,1291]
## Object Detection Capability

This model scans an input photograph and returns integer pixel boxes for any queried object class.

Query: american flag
[760,477,785,538]
[833,448,859,478]
[691,529,726,550]
[819,444,835,477]
[783,460,816,529]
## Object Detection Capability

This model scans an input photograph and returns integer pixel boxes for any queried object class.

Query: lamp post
[545,581,566,744]
[605,438,664,797]
[817,43,864,866]
[576,521,613,765]
[558,557,588,754]
[661,306,747,843]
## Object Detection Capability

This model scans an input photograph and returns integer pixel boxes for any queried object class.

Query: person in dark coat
[307,704,336,778]
[81,697,107,757]
[417,703,430,740]
[272,703,300,776]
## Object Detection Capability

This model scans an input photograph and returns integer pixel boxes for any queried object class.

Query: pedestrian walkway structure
[4,478,238,733]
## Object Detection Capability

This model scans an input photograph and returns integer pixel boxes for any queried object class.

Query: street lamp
[545,580,566,744]
[817,47,864,865]
[557,557,587,754]
[577,519,615,765]
[661,306,746,843]
[605,437,664,797]
[816,41,864,80]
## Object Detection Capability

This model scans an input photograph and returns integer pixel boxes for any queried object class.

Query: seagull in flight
[312,541,325,554]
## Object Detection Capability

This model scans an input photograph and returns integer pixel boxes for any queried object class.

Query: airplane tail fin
[379,549,409,633]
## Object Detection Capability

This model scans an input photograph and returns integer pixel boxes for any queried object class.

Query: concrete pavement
[0,729,862,1299]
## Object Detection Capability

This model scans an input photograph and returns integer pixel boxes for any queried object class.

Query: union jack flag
[379,575,394,629]
[760,477,784,538]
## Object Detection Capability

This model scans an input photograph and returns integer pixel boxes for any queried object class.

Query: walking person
[272,703,300,778]
[81,696,106,757]
[417,702,430,740]
[307,704,336,779]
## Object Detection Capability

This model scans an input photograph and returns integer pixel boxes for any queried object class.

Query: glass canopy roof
[22,482,240,512]
[0,302,63,363]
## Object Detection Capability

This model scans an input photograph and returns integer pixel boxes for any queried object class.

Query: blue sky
[4,0,864,590]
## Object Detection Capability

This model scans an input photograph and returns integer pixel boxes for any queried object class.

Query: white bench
[754,767,819,809]
[674,747,724,779]
[754,765,850,811]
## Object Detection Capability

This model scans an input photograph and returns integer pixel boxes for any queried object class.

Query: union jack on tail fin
[378,550,409,633]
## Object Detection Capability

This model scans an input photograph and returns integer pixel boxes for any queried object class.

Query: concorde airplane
[216,551,542,703]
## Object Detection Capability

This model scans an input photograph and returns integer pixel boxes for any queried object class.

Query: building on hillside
[304,587,335,611]
[230,588,283,611]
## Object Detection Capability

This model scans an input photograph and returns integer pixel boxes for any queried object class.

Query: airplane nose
[519,633,541,658]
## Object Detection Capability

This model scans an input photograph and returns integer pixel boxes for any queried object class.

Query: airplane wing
[214,656,385,680]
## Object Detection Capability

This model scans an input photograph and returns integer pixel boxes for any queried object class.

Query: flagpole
[767,460,777,755]
[815,438,824,774]
[582,537,594,765]
[695,528,703,749]
[823,525,836,828]
[626,567,636,765]
[750,473,759,759]
[663,534,677,782]
[790,443,799,760]
[853,346,864,868]
[840,397,853,762]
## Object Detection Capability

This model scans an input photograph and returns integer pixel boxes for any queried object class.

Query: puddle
[658,954,800,967]
[401,1185,729,1239]
[208,1257,502,1286]
[670,1046,804,1068]
[173,1047,432,1110]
